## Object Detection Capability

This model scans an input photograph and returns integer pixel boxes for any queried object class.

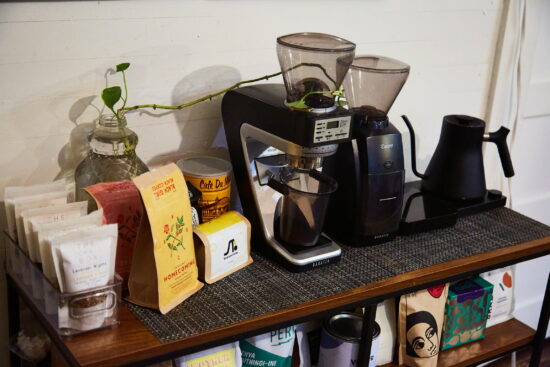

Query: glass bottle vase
[75,114,149,211]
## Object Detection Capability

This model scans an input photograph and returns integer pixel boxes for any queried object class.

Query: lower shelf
[382,318,534,367]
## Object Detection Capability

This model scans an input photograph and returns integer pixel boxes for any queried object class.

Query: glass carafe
[75,114,149,211]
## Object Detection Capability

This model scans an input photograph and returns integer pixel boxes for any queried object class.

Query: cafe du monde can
[177,156,232,222]
[318,312,380,367]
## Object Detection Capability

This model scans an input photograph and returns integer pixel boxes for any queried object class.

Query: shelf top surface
[10,207,550,367]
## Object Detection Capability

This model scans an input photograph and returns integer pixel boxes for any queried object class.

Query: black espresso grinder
[400,114,515,233]
[325,55,410,245]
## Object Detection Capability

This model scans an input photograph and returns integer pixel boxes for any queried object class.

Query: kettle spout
[401,115,427,179]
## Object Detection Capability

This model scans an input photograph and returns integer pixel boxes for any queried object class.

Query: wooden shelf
[57,237,549,366]
[6,209,550,367]
[381,318,535,367]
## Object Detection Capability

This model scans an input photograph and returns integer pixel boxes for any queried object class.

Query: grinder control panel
[313,116,351,143]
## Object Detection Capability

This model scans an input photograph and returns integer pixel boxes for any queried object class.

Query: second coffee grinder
[325,56,410,245]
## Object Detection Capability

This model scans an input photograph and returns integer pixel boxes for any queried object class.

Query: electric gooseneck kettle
[403,114,515,202]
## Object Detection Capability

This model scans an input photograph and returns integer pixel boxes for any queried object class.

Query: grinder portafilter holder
[276,32,355,109]
[268,168,338,247]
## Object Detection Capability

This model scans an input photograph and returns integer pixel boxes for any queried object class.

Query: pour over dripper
[343,55,409,123]
[277,33,356,109]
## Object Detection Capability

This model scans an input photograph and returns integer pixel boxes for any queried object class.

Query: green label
[240,340,292,367]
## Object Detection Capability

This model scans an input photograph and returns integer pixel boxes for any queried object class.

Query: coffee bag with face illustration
[129,163,203,314]
[398,284,449,367]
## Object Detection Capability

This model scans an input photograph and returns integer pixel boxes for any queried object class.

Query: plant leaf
[116,63,130,72]
[101,86,122,109]
[336,99,348,107]
[285,100,310,110]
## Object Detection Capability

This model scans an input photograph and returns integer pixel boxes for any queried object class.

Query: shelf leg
[357,304,377,367]
[529,272,550,367]
[7,276,21,367]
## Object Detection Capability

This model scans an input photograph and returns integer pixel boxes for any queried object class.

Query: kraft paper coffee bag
[129,163,203,314]
[398,284,449,367]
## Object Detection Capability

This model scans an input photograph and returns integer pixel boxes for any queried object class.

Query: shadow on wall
[147,65,242,167]
[55,95,101,193]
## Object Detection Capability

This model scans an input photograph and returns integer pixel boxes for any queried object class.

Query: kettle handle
[483,126,515,178]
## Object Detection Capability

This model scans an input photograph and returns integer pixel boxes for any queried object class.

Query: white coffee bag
[36,209,104,287]
[22,201,88,263]
[375,299,397,365]
[51,223,117,292]
[50,224,117,331]
[480,266,515,327]
[13,191,69,253]
[4,180,66,240]
[240,326,297,367]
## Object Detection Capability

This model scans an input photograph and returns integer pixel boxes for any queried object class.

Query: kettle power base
[400,181,507,235]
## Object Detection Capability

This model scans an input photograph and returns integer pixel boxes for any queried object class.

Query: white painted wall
[0,0,545,364]
[509,0,550,337]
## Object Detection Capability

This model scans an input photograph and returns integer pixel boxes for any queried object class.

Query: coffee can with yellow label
[177,156,232,222]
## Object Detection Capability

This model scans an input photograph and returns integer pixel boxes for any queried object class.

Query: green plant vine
[285,87,347,110]
[100,62,348,153]
[101,63,133,155]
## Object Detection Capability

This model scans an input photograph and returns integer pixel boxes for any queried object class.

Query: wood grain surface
[54,235,550,367]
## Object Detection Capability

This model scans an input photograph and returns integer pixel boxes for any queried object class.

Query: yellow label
[187,348,236,367]
[196,211,243,236]
[133,163,202,313]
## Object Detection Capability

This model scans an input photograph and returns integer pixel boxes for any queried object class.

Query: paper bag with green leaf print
[129,163,203,314]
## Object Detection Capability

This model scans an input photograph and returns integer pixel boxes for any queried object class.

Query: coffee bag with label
[174,342,242,367]
[398,284,449,367]
[129,163,203,314]
[13,191,69,253]
[4,180,66,241]
[240,326,297,367]
[22,201,88,263]
[85,180,144,288]
[480,266,515,327]
[36,209,104,287]
[50,224,118,331]
[193,211,252,284]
